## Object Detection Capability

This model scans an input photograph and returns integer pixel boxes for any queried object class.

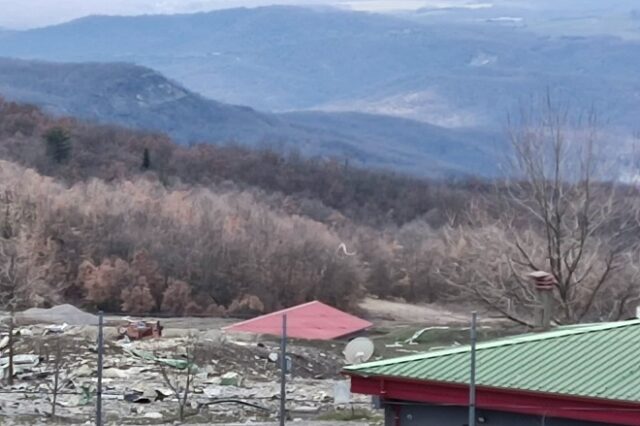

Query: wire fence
[0,312,352,426]
[2,310,636,426]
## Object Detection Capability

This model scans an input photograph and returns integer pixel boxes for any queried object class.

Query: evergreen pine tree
[43,127,71,164]
[142,148,151,170]
[1,204,11,239]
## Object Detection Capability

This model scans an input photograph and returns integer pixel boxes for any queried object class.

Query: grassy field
[368,323,526,359]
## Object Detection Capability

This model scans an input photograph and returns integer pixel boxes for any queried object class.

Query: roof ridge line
[221,300,320,330]
[345,319,640,371]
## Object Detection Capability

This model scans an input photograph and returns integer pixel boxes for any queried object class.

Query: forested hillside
[1,98,639,325]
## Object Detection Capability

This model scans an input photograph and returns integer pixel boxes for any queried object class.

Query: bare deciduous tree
[156,334,202,422]
[437,96,640,325]
[44,335,71,418]
[0,190,49,385]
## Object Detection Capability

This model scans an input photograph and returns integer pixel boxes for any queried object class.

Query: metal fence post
[469,311,477,426]
[279,313,287,426]
[96,311,104,426]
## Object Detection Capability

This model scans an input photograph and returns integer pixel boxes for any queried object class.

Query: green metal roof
[345,319,640,402]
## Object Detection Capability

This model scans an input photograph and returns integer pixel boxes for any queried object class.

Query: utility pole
[279,314,288,426]
[469,311,477,426]
[96,311,104,426]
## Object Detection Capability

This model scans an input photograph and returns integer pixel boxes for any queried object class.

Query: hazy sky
[0,0,489,29]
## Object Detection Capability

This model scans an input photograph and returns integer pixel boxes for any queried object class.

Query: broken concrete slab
[220,372,243,386]
[143,411,163,419]
[74,364,93,377]
[0,354,40,377]
[44,323,69,335]
[102,368,129,379]
[0,335,8,351]
[291,405,320,414]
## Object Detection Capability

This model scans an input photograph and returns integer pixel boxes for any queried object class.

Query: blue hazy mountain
[0,5,637,131]
[0,5,636,177]
[0,58,500,177]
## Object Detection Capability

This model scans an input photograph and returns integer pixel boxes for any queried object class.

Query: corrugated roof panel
[223,300,372,340]
[345,319,640,402]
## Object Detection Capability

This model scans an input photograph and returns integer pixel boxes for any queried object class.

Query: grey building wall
[384,402,616,426]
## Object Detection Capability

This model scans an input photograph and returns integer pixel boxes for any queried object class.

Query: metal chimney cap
[527,271,554,279]
[527,271,556,291]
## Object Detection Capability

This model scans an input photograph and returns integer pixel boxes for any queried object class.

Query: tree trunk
[180,369,191,421]
[52,369,58,417]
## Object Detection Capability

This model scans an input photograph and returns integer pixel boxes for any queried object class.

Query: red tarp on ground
[223,301,373,340]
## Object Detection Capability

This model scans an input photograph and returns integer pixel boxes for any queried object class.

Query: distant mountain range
[0,5,636,177]
[0,5,637,131]
[0,58,500,177]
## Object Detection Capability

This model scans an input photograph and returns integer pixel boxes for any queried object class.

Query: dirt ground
[102,297,485,331]
[359,297,471,325]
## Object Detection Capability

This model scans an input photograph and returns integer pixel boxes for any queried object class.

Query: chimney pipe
[527,271,556,330]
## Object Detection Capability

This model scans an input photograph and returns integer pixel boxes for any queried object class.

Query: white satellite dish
[344,337,375,365]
